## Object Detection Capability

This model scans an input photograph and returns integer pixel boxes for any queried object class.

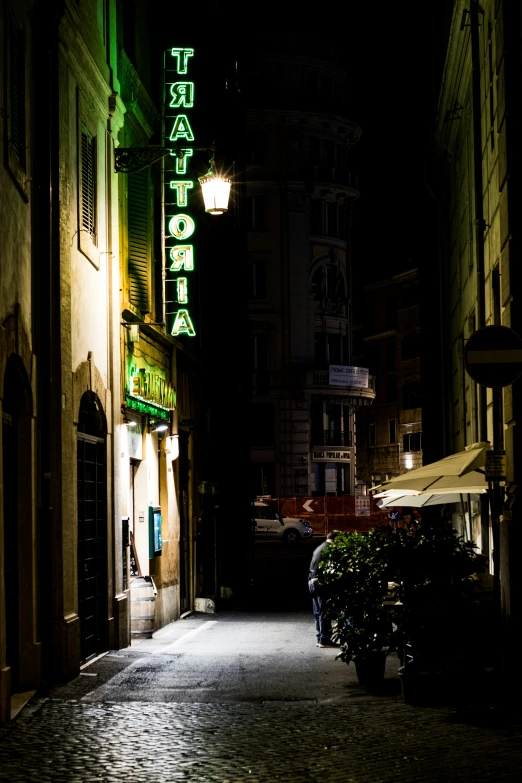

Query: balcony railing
[304,370,377,407]
[312,430,354,447]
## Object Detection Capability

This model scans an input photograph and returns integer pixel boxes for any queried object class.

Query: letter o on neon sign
[168,214,195,239]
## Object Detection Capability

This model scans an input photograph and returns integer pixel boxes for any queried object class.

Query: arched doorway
[2,355,33,692]
[77,391,108,662]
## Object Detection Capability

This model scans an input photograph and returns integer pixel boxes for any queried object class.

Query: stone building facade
[355,269,422,491]
[431,0,522,682]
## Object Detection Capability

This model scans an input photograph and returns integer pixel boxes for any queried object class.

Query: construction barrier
[258,495,390,536]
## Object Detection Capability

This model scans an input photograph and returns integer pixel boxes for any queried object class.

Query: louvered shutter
[128,170,150,313]
[9,17,25,165]
[81,128,96,236]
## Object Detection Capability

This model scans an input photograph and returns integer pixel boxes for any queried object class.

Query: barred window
[81,127,96,238]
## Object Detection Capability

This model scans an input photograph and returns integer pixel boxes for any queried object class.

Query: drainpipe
[470,1,491,566]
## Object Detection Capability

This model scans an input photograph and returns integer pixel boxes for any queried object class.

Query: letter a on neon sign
[171,309,196,337]
[169,115,194,142]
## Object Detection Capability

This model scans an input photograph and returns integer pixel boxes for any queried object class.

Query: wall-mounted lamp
[115,148,231,216]
[129,324,140,343]
[151,420,169,433]
[121,404,137,427]
[199,157,231,215]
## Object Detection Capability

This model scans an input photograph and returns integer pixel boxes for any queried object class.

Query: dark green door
[77,434,107,662]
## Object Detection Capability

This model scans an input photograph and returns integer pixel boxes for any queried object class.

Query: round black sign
[464,325,522,387]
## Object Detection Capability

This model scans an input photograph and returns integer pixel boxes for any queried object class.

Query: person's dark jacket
[309,540,330,580]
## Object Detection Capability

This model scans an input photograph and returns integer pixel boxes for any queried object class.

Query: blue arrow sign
[388,510,401,522]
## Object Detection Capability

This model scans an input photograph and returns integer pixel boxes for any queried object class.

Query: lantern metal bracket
[114,144,216,174]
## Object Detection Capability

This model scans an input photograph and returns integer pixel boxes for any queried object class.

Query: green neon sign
[164,47,197,338]
[169,180,194,206]
[169,149,193,174]
[169,114,194,142]
[171,309,196,337]
[169,245,194,271]
[168,214,195,239]
[126,394,171,420]
[176,278,188,304]
[170,47,194,73]
[169,82,195,108]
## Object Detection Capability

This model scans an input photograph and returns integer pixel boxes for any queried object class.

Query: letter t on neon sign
[170,47,194,73]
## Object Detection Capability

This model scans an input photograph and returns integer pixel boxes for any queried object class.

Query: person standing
[308,530,340,648]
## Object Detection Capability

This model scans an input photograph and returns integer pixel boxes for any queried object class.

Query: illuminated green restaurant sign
[164,47,197,338]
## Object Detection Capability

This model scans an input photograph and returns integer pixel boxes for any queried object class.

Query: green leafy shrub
[318,529,395,665]
[318,521,486,673]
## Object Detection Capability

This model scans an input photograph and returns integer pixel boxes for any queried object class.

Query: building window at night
[312,462,349,496]
[7,14,26,168]
[245,131,264,165]
[310,200,343,239]
[247,195,266,231]
[369,422,376,446]
[252,334,270,393]
[386,339,396,371]
[402,381,422,410]
[385,376,397,402]
[389,418,397,444]
[80,127,96,239]
[248,258,267,299]
[401,332,421,360]
[403,432,422,452]
[249,402,274,446]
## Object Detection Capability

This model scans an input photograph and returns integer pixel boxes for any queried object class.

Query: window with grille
[8,15,25,167]
[128,169,150,313]
[81,127,96,238]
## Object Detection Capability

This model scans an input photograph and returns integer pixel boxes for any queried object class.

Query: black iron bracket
[114,144,216,174]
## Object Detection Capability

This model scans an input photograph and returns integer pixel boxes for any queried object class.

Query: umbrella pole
[467,493,473,541]
[460,494,469,540]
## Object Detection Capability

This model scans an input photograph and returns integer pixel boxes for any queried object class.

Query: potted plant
[318,528,395,688]
[388,519,488,704]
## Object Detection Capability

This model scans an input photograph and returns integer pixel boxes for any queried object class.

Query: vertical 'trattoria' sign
[163,47,197,338]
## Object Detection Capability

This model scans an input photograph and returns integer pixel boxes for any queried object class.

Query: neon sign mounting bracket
[114,144,215,174]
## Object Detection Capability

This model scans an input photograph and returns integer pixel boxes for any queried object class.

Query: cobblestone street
[1,609,522,782]
[2,695,522,782]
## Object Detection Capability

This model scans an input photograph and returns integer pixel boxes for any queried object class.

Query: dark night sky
[344,3,445,289]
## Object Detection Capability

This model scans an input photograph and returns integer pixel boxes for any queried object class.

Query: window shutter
[128,170,150,313]
[9,16,25,166]
[81,128,96,236]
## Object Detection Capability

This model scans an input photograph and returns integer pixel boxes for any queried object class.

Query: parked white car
[252,501,313,544]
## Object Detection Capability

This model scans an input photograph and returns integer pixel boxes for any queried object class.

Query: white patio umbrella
[376,490,486,508]
[371,443,491,539]
[370,442,490,495]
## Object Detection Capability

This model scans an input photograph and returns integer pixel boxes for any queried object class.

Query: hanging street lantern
[199,158,231,215]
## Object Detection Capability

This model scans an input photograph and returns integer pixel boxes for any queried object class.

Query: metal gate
[77,434,107,662]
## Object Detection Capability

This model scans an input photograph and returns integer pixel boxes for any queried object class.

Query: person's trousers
[309,580,332,644]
